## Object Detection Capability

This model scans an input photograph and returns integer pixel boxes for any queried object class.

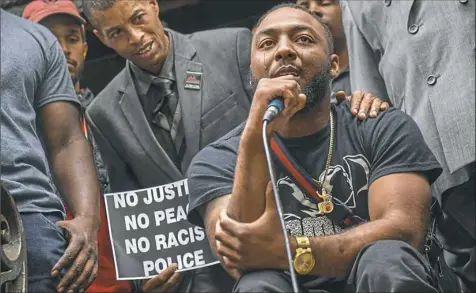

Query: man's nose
[274,38,297,62]
[129,28,144,46]
[59,40,70,57]
[309,2,323,17]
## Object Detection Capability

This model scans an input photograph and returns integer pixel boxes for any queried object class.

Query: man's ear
[82,41,88,60]
[93,28,107,46]
[149,0,159,14]
[329,53,340,79]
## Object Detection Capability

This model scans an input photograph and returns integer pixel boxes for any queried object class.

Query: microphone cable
[262,120,299,293]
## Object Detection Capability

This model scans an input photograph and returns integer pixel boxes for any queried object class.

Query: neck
[276,98,331,138]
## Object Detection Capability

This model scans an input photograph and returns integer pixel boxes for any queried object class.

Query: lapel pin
[184,71,202,90]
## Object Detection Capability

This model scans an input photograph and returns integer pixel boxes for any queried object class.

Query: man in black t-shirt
[186,3,445,293]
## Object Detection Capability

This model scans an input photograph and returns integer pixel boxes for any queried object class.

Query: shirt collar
[129,31,176,95]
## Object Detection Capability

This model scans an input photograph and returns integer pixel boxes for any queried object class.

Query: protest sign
[104,179,219,280]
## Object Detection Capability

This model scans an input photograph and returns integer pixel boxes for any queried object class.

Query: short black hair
[82,0,118,25]
[252,3,334,55]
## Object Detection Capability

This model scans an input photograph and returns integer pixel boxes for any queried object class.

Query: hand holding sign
[140,264,183,293]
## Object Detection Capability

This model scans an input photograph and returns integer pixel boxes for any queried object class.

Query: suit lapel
[171,30,203,170]
[119,64,182,181]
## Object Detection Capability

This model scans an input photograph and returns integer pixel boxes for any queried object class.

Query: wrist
[293,236,316,275]
[74,214,100,230]
[280,235,298,270]
[241,126,264,148]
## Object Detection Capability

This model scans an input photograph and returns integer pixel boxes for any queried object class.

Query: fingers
[281,78,302,114]
[215,239,241,263]
[155,271,183,293]
[52,222,81,278]
[349,90,364,116]
[380,101,390,111]
[221,256,242,272]
[214,217,240,251]
[142,264,178,292]
[82,262,98,293]
[356,93,375,120]
[256,76,303,113]
[56,244,92,293]
[66,255,96,293]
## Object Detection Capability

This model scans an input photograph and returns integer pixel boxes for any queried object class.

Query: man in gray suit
[341,1,475,291]
[83,0,387,291]
[82,0,250,291]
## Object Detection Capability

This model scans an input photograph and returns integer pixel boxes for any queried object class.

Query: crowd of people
[1,0,474,292]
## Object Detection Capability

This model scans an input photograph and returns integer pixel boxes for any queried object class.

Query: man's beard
[250,60,332,114]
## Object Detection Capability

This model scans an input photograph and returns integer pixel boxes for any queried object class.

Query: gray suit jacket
[86,28,252,193]
[86,28,252,292]
[341,0,475,196]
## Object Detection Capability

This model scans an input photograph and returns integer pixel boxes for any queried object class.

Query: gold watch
[293,236,315,275]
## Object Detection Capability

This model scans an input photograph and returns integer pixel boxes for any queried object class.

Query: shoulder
[334,102,424,152]
[335,102,416,131]
[188,27,251,45]
[183,27,251,59]
[362,106,417,130]
[87,68,128,117]
[2,10,58,51]
[189,122,245,168]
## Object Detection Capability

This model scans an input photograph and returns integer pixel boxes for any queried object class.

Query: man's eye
[260,40,275,49]
[296,36,313,43]
[109,30,121,39]
[134,14,145,23]
[68,37,79,43]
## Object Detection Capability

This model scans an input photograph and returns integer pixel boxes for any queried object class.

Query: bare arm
[305,172,431,277]
[39,101,100,292]
[214,172,432,277]
[40,101,100,222]
[200,196,242,279]
[226,131,270,222]
[226,76,306,223]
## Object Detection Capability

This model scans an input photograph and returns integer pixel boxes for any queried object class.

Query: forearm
[226,129,269,223]
[51,135,100,223]
[305,217,424,277]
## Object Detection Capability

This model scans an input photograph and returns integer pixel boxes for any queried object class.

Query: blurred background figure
[296,0,350,97]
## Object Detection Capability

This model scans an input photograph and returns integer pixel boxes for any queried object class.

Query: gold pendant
[316,189,334,214]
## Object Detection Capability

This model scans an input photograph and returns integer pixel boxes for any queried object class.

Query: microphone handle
[263,97,284,122]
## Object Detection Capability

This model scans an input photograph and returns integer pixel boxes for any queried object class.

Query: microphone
[263,97,284,122]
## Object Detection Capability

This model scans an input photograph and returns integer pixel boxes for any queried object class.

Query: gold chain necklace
[316,111,335,215]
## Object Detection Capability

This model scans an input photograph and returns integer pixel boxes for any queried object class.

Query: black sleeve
[186,136,240,228]
[363,107,442,185]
